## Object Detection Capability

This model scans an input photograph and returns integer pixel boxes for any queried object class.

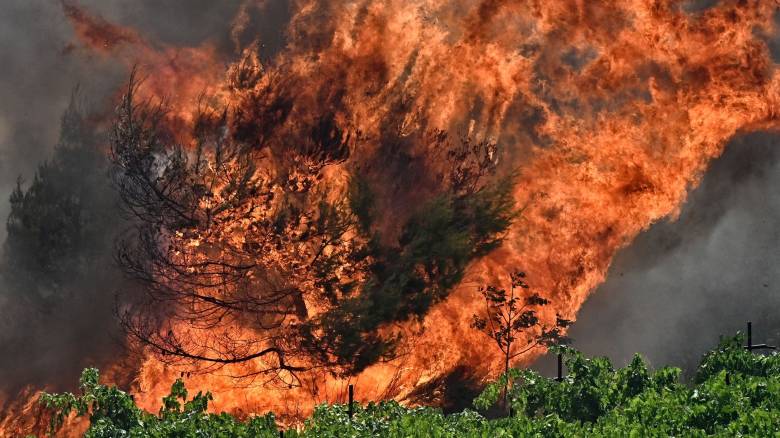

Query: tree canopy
[110,73,517,380]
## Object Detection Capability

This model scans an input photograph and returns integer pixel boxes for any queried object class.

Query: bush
[41,333,780,437]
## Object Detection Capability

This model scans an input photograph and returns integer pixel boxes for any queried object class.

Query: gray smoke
[534,132,780,378]
[0,1,123,393]
[0,0,291,395]
[0,1,117,243]
[0,0,290,236]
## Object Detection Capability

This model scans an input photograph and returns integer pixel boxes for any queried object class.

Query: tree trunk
[504,348,510,416]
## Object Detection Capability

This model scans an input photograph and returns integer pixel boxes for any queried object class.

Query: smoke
[0,1,111,243]
[0,0,290,397]
[0,0,292,240]
[531,3,780,378]
[683,0,722,13]
[0,2,114,398]
[533,131,780,378]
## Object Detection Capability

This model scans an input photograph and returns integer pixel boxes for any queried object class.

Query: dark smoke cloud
[535,132,780,378]
[682,0,721,13]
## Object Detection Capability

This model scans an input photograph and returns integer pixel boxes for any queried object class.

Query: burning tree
[110,69,517,384]
[471,270,571,411]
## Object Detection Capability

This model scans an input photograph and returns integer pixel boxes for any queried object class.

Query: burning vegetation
[3,0,780,435]
[111,72,515,381]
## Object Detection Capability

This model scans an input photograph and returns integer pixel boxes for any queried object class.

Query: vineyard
[41,333,780,437]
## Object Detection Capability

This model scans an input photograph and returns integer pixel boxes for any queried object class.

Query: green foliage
[43,334,780,437]
[477,348,681,424]
[40,368,280,437]
[301,176,517,374]
[474,338,780,436]
[347,176,375,234]
[694,334,780,382]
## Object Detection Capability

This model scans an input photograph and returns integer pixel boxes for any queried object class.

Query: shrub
[41,333,780,437]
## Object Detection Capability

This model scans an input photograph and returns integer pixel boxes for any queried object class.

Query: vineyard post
[745,321,776,351]
[556,352,563,382]
[348,384,354,421]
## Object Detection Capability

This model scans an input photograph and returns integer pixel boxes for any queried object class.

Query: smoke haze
[0,0,291,241]
[0,0,282,395]
[553,132,780,376]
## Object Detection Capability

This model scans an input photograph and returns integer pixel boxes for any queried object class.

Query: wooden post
[348,384,354,421]
[556,353,563,382]
[744,321,775,351]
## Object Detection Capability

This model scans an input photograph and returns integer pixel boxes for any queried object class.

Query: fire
[61,0,229,129]
[5,0,780,434]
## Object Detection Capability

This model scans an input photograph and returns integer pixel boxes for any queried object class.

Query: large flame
[6,0,780,434]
